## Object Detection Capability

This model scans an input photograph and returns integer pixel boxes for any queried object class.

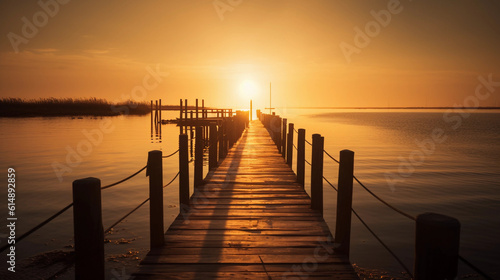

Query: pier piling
[147,150,164,249]
[311,134,324,216]
[335,149,355,256]
[72,177,104,280]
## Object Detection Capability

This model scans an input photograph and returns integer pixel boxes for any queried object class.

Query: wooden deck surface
[133,121,359,279]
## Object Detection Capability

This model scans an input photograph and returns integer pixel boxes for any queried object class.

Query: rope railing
[162,149,179,158]
[322,174,412,276]
[351,207,414,278]
[259,112,494,279]
[104,171,180,235]
[47,170,181,280]
[104,198,149,235]
[101,165,147,190]
[41,111,248,279]
[458,255,494,280]
[322,176,337,191]
[323,150,340,164]
[0,202,74,253]
[353,175,416,221]
[164,171,180,188]
[0,163,150,253]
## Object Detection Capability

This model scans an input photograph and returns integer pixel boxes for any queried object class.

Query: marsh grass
[0,97,150,117]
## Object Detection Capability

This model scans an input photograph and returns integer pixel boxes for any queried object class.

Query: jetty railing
[257,110,494,280]
[1,110,249,279]
[70,110,248,279]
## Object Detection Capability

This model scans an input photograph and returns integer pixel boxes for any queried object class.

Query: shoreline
[0,98,150,118]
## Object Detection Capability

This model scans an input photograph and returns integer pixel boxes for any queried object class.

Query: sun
[239,79,258,99]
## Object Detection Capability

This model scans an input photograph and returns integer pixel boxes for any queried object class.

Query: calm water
[0,109,499,279]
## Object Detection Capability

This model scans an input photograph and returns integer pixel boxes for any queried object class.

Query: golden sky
[1,0,499,109]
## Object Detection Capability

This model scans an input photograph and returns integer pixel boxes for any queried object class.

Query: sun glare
[239,80,258,99]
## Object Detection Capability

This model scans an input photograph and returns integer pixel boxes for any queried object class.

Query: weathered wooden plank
[135,263,354,273]
[133,272,358,280]
[148,247,335,256]
[164,229,331,236]
[160,240,334,248]
[168,220,331,230]
[141,254,347,264]
[133,120,359,279]
[163,234,332,242]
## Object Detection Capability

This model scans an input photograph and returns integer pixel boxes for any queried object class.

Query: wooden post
[334,149,355,256]
[147,150,164,248]
[202,99,205,118]
[72,177,104,280]
[155,100,158,127]
[223,119,228,157]
[179,99,183,134]
[311,134,324,216]
[196,99,199,120]
[159,99,162,124]
[218,122,224,160]
[194,126,203,187]
[150,100,153,136]
[282,118,287,158]
[179,134,189,208]
[228,117,235,148]
[415,213,460,280]
[179,98,186,120]
[189,126,193,158]
[287,123,294,167]
[184,99,188,120]
[297,129,305,187]
[276,116,282,151]
[209,124,218,170]
[250,99,252,121]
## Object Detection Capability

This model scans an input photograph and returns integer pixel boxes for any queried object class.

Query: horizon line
[270,106,500,110]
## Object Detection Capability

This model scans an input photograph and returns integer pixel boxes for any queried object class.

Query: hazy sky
[1,0,499,109]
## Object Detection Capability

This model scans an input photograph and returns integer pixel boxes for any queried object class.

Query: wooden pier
[133,121,359,279]
[68,105,467,280]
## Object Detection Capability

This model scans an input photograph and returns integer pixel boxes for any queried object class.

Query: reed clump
[0,97,150,117]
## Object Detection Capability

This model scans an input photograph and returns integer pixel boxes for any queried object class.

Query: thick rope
[458,255,494,280]
[323,176,337,191]
[162,149,179,158]
[353,175,416,221]
[104,198,149,234]
[164,172,180,188]
[352,208,414,278]
[104,171,179,234]
[0,202,73,252]
[101,165,147,190]
[323,150,340,164]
